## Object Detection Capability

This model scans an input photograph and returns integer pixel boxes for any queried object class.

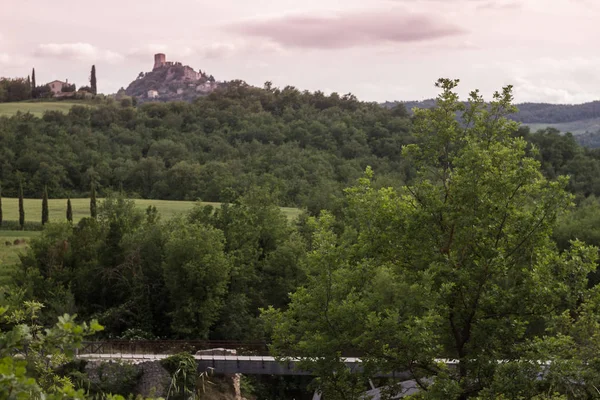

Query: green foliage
[32,68,36,96]
[90,65,97,96]
[90,184,97,219]
[42,185,49,225]
[0,289,104,398]
[0,219,43,231]
[265,79,599,399]
[0,183,3,227]
[192,188,307,340]
[67,197,73,222]
[0,84,412,208]
[0,77,32,102]
[162,219,230,338]
[93,361,142,396]
[160,352,198,400]
[18,180,24,230]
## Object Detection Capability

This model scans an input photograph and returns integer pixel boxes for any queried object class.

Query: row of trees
[0,183,97,228]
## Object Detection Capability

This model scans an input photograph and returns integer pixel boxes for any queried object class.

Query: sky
[1,0,599,103]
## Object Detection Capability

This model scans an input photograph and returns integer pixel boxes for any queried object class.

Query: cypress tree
[31,68,36,98]
[90,65,97,95]
[90,183,97,218]
[0,184,3,228]
[18,181,24,230]
[66,197,73,223]
[42,185,49,225]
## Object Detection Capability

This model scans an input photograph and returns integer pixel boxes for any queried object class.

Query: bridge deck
[77,354,416,378]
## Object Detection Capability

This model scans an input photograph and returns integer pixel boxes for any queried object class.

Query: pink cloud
[229,9,466,49]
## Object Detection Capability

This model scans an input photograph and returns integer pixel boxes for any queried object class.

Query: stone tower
[153,53,166,70]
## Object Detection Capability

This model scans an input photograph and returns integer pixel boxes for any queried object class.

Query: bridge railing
[79,340,270,356]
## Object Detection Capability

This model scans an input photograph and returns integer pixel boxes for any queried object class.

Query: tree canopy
[265,79,600,399]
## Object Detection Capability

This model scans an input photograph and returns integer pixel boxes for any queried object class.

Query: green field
[0,198,302,223]
[0,101,88,117]
[0,231,41,284]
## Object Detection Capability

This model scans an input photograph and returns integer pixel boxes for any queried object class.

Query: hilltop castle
[152,53,201,81]
[124,53,219,101]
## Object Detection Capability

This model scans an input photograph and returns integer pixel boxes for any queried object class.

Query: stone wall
[83,359,242,399]
[84,360,170,397]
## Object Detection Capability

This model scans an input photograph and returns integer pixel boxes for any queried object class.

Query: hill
[124,53,223,102]
[0,82,412,215]
[386,99,600,146]
[390,99,600,124]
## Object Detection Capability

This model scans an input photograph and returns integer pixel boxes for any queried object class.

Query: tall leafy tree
[66,197,73,223]
[90,183,97,218]
[0,184,3,227]
[90,65,97,95]
[163,220,231,338]
[265,79,598,399]
[18,181,24,230]
[41,185,49,225]
[31,67,36,97]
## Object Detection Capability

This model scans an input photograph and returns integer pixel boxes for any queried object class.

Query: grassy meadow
[0,198,302,223]
[0,101,89,117]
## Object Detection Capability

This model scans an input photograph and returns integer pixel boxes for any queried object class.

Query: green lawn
[0,101,89,117]
[0,198,301,223]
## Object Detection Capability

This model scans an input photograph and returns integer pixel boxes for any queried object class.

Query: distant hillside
[385,99,600,146]
[386,100,600,124]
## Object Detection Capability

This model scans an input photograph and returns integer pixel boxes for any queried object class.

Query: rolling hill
[385,99,600,146]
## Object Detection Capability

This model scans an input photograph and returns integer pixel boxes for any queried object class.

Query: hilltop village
[123,53,220,102]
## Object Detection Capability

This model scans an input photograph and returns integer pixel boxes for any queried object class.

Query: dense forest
[3,82,600,215]
[8,80,600,398]
[0,82,413,214]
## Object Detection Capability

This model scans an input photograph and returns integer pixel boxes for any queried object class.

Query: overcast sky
[1,0,598,103]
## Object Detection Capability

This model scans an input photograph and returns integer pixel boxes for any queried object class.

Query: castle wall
[183,66,200,81]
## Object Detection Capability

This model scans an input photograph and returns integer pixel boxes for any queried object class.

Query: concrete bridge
[77,341,451,399]
[77,352,418,379]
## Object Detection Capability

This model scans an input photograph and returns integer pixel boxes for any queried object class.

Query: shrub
[160,352,197,399]
[0,220,43,231]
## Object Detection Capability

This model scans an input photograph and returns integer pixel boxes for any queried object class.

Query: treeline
[0,82,413,214]
[390,99,600,124]
[0,182,83,230]
[1,65,98,103]
[0,77,33,102]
